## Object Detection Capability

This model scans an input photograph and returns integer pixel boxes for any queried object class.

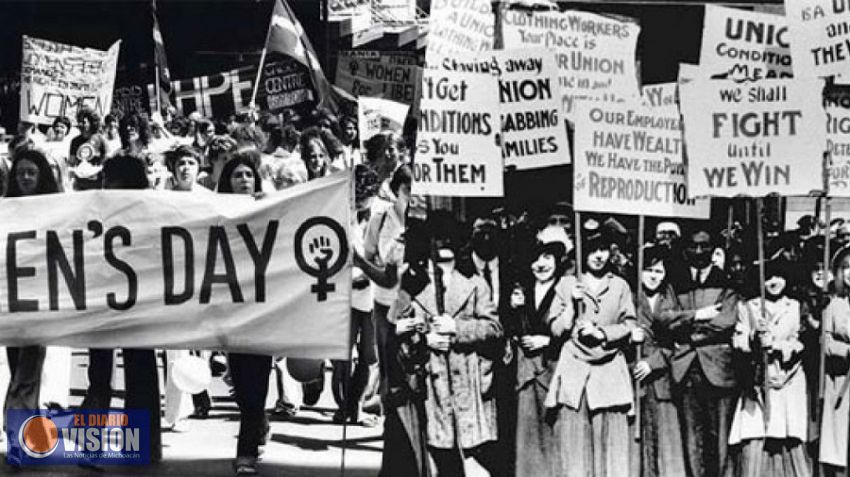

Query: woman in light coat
[727,260,810,477]
[821,246,850,475]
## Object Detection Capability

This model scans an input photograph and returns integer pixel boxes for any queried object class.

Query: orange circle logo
[19,416,59,458]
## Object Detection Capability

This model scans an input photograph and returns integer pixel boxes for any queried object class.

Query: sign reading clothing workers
[414,69,502,196]
[0,174,352,359]
[699,5,792,81]
[786,0,850,78]
[679,78,826,197]
[438,48,571,169]
[501,9,640,123]
[425,0,494,67]
[573,100,709,218]
[20,36,120,126]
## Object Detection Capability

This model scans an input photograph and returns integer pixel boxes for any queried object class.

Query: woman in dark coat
[633,245,687,477]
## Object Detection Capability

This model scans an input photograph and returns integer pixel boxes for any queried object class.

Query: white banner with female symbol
[0,173,352,359]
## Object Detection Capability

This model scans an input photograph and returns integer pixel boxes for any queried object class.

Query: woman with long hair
[633,245,687,477]
[298,126,344,180]
[216,150,271,476]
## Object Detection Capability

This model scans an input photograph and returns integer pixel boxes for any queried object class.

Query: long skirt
[639,384,686,477]
[515,378,558,475]
[553,394,630,477]
[724,438,811,477]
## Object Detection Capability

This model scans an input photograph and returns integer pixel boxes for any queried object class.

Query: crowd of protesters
[4,104,850,477]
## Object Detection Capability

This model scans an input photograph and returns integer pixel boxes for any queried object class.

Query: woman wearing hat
[545,228,637,477]
[507,226,573,475]
[820,246,850,474]
[727,260,810,476]
[632,245,687,477]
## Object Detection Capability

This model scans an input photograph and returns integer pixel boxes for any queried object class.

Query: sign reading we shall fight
[502,9,640,123]
[414,69,502,197]
[786,0,850,78]
[20,36,120,126]
[700,5,792,81]
[679,78,826,197]
[438,48,570,169]
[573,100,709,218]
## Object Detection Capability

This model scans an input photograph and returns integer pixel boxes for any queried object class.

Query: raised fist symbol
[308,236,334,268]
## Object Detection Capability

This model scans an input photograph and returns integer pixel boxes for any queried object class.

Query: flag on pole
[152,0,173,115]
[264,0,338,113]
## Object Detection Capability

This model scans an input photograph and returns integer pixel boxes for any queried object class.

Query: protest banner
[786,0,850,78]
[573,99,710,218]
[414,68,502,196]
[826,85,850,195]
[357,96,409,147]
[699,5,792,81]
[425,0,494,67]
[437,48,571,169]
[111,84,148,118]
[335,54,421,104]
[19,36,120,126]
[679,78,826,197]
[502,9,640,123]
[0,173,352,359]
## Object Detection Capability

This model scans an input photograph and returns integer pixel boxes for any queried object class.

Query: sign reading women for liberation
[437,48,571,169]
[414,69,502,196]
[679,78,826,197]
[425,0,494,67]
[786,0,850,78]
[573,100,710,218]
[20,36,120,126]
[335,53,421,104]
[700,5,792,81]
[502,9,640,122]
[826,86,850,195]
[0,174,352,359]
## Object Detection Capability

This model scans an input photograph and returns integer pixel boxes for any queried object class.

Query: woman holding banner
[3,149,60,468]
[633,244,687,477]
[545,228,636,477]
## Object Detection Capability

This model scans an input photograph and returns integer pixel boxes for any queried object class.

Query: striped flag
[152,0,173,115]
[264,0,338,113]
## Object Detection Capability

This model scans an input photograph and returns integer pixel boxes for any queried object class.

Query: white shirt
[472,253,499,306]
[364,202,405,306]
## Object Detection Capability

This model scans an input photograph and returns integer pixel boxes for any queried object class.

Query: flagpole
[251,1,276,109]
[155,64,162,116]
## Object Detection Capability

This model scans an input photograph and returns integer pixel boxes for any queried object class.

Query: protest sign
[357,96,409,147]
[111,84,148,118]
[0,174,352,359]
[436,48,571,169]
[573,99,710,218]
[425,0,494,67]
[679,78,826,197]
[414,68,502,196]
[335,54,421,104]
[502,9,640,122]
[826,85,850,195]
[19,36,120,126]
[374,0,416,22]
[786,0,850,78]
[329,0,372,33]
[641,82,678,108]
[699,5,792,81]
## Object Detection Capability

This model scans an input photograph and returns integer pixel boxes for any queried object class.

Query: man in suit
[661,227,738,477]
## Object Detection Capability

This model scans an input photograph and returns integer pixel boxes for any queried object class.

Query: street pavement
[0,350,383,476]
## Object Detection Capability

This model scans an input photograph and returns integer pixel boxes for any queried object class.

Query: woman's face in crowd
[15,159,40,196]
[53,123,68,140]
[811,263,828,289]
[765,275,787,297]
[305,139,328,177]
[174,156,200,190]
[841,256,850,289]
[342,122,357,144]
[230,164,255,195]
[586,247,610,273]
[685,232,713,269]
[642,261,666,292]
[78,117,91,135]
[125,124,139,143]
[532,252,557,283]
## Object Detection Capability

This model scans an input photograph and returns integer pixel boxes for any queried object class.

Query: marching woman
[632,245,687,477]
[3,149,60,468]
[546,227,636,477]
[820,246,850,476]
[507,226,573,476]
[217,150,272,476]
[726,260,810,477]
